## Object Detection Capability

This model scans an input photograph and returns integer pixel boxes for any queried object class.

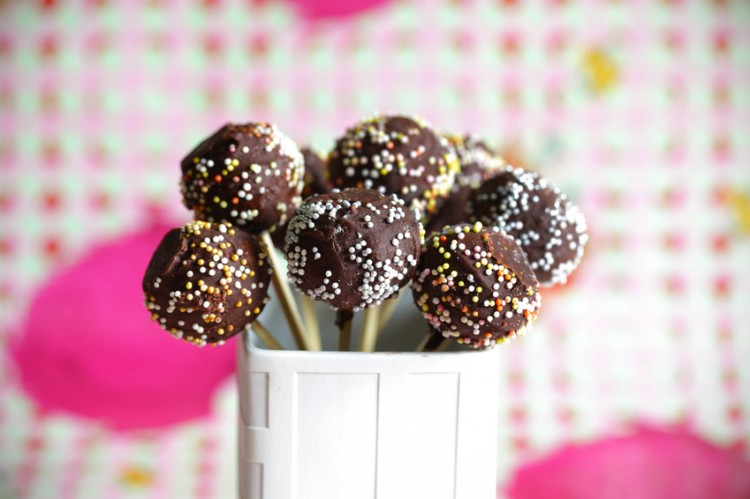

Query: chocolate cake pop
[180,122,305,234]
[270,146,333,249]
[412,222,541,349]
[468,168,588,286]
[143,221,271,346]
[300,147,331,198]
[327,114,459,218]
[425,134,506,235]
[285,188,423,311]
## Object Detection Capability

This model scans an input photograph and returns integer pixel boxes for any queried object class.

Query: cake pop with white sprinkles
[426,134,507,235]
[271,146,333,249]
[327,114,459,219]
[412,222,541,349]
[143,221,271,346]
[468,168,588,286]
[180,122,305,234]
[285,188,423,311]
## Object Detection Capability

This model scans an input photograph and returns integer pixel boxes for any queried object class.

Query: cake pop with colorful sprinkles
[143,221,271,346]
[468,168,588,286]
[327,114,459,218]
[412,222,541,349]
[426,134,507,235]
[180,122,305,234]
[285,188,423,311]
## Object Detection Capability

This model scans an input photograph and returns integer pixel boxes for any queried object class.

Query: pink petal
[10,226,237,430]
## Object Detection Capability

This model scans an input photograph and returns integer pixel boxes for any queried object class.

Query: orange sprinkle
[214,174,222,183]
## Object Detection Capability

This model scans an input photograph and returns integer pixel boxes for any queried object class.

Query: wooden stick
[338,320,352,351]
[359,305,381,353]
[434,337,451,352]
[416,330,448,352]
[336,309,353,352]
[251,321,284,350]
[299,294,322,351]
[415,334,431,352]
[259,231,312,351]
[376,290,403,335]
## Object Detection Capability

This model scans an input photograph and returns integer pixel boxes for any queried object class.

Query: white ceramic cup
[238,331,500,499]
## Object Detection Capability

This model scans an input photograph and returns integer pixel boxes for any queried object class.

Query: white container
[237,332,500,499]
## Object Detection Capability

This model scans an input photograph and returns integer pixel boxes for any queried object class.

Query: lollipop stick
[359,306,381,353]
[251,321,284,350]
[377,289,402,336]
[416,329,447,352]
[338,321,352,352]
[434,337,450,352]
[259,232,312,351]
[300,294,322,350]
[336,309,353,352]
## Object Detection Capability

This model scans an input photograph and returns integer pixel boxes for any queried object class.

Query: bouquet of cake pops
[142,115,588,352]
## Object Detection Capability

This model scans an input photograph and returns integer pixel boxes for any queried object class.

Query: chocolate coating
[327,115,459,218]
[468,168,588,286]
[285,188,423,311]
[180,122,304,233]
[301,147,331,198]
[142,221,271,346]
[271,146,333,249]
[425,134,506,235]
[412,222,541,349]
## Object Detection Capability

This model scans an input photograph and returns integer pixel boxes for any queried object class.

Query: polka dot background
[1,0,749,497]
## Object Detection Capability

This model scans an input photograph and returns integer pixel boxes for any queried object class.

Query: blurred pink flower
[506,426,750,499]
[10,226,236,430]
[289,0,390,19]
